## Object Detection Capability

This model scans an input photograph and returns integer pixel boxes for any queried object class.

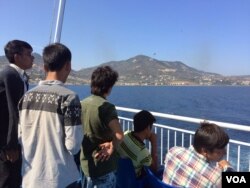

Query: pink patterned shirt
[163,146,223,188]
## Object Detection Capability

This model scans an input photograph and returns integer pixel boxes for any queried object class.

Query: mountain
[1,54,250,85]
[77,55,250,86]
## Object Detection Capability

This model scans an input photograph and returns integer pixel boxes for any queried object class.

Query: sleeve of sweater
[63,93,83,155]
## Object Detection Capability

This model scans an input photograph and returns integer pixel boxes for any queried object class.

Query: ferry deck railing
[116,106,250,172]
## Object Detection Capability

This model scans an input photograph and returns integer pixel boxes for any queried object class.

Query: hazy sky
[0,0,249,76]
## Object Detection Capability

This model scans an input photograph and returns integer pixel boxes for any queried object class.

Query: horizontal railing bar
[119,116,250,147]
[116,106,250,132]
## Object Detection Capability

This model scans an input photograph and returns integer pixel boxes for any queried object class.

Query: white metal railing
[116,106,250,172]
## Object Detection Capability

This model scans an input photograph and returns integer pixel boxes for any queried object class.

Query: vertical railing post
[160,128,163,165]
[237,146,241,171]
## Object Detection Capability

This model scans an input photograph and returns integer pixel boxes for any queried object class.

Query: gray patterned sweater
[18,80,83,188]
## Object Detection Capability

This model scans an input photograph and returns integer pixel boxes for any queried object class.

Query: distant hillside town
[1,54,250,86]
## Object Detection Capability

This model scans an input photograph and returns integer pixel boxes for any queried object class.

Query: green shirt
[80,95,118,178]
[116,130,152,177]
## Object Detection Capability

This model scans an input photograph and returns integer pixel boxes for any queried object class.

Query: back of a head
[42,43,71,71]
[4,39,33,63]
[91,66,118,96]
[193,122,229,153]
[133,110,156,132]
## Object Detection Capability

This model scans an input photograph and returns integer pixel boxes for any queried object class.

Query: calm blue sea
[113,86,250,125]
[67,85,250,142]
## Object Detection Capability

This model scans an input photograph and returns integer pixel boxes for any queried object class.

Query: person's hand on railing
[218,159,234,171]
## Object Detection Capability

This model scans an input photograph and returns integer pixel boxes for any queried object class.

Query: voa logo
[226,176,246,184]
[222,172,250,188]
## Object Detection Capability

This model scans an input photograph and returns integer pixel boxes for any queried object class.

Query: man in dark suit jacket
[0,40,34,188]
